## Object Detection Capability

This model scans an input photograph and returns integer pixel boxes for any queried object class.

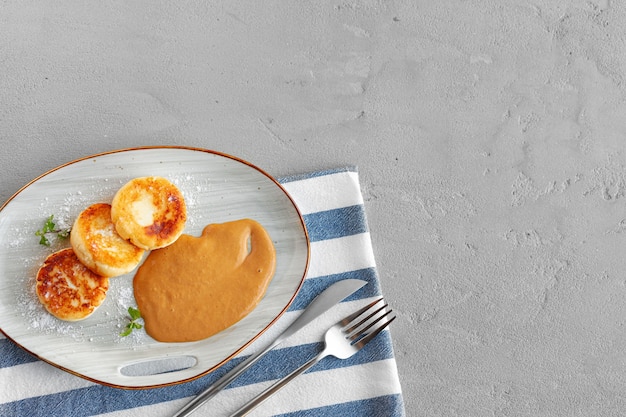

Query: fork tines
[342,297,395,348]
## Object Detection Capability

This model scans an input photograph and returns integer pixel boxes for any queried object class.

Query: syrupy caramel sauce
[133,219,276,342]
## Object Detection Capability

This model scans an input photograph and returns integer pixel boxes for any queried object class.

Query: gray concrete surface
[3,1,626,415]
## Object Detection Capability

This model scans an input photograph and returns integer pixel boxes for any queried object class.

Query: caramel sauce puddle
[134,219,276,343]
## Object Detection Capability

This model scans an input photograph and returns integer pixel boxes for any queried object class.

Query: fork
[228,298,395,417]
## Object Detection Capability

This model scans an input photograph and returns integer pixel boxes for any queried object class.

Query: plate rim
[0,145,310,389]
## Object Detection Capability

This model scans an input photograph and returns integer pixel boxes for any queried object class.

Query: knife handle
[172,340,278,417]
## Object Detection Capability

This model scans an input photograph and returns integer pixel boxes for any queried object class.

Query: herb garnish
[120,306,143,337]
[35,215,70,246]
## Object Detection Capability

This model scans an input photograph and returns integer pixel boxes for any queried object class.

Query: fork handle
[229,352,327,417]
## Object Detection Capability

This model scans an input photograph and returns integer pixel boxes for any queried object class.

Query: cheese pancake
[111,176,187,250]
[36,248,109,321]
[70,203,145,277]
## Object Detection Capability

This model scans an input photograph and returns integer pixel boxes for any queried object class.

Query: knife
[172,278,367,417]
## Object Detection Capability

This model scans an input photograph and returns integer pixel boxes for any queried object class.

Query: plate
[0,146,309,388]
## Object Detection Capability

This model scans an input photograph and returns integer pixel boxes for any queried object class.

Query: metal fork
[229,298,395,417]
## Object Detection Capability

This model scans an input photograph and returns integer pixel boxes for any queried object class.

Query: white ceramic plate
[0,146,309,388]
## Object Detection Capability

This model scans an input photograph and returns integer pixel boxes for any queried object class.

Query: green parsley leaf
[38,234,50,247]
[119,327,133,337]
[128,306,141,321]
[120,307,143,337]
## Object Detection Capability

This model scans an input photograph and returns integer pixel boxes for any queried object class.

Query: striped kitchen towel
[0,167,405,417]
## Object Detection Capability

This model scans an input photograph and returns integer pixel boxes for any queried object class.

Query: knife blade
[172,278,367,417]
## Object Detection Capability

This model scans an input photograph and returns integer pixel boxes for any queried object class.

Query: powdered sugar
[170,173,212,230]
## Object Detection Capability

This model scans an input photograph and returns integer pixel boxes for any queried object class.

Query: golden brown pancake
[70,203,145,277]
[36,248,109,321]
[111,176,187,250]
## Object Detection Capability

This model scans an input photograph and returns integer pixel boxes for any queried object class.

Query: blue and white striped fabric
[0,167,405,417]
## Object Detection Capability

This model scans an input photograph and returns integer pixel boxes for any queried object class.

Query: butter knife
[172,278,368,417]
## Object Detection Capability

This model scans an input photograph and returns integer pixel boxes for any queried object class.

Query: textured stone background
[2,1,626,415]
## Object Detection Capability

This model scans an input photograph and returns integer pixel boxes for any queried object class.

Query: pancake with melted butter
[111,176,187,250]
[70,203,145,277]
[36,248,109,321]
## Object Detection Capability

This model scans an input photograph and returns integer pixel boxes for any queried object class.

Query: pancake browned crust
[110,176,187,250]
[70,203,145,277]
[36,248,109,321]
